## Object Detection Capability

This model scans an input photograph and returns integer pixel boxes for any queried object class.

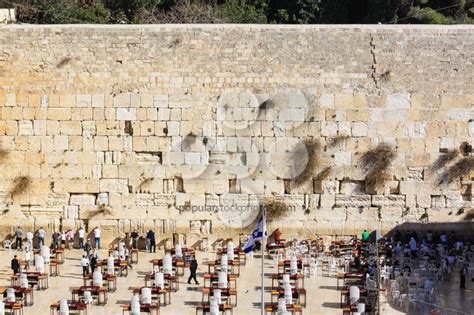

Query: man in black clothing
[187,257,199,285]
[146,230,156,253]
[90,254,97,273]
[11,255,20,274]
[131,231,139,249]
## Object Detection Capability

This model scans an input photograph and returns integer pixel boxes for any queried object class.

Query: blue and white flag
[243,214,266,254]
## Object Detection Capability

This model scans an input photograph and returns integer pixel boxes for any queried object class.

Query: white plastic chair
[3,240,12,250]
[59,299,69,315]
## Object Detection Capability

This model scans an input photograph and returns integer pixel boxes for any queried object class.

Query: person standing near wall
[93,226,102,249]
[146,229,156,253]
[15,226,23,250]
[37,227,46,248]
[78,227,85,249]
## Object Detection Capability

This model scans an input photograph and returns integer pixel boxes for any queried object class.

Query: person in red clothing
[274,228,282,243]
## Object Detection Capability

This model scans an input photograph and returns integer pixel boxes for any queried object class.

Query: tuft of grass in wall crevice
[360,143,396,191]
[10,176,32,198]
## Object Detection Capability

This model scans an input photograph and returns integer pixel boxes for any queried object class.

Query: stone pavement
[0,247,403,314]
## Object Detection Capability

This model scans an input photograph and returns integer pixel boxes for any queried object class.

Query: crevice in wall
[369,34,379,90]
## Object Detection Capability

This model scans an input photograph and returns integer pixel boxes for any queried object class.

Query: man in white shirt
[78,227,85,249]
[37,227,46,248]
[26,231,33,248]
[94,227,102,249]
[81,255,90,276]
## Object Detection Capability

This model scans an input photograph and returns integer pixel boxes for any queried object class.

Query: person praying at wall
[146,229,156,253]
[37,227,46,248]
[15,226,23,250]
[78,227,85,249]
[93,226,102,249]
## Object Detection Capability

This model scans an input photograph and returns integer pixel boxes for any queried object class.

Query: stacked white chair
[221,254,229,274]
[155,272,165,288]
[59,299,69,315]
[130,295,140,315]
[350,286,360,305]
[310,257,318,276]
[277,298,288,315]
[6,288,15,302]
[209,297,219,315]
[357,303,365,314]
[175,244,183,259]
[92,270,103,287]
[35,255,45,273]
[214,289,222,304]
[227,241,235,261]
[282,274,290,287]
[284,284,292,304]
[163,254,172,275]
[19,273,28,288]
[290,255,298,275]
[118,242,126,259]
[218,271,228,289]
[41,245,51,264]
[141,287,152,304]
[107,256,115,275]
[0,301,4,315]
[83,291,93,305]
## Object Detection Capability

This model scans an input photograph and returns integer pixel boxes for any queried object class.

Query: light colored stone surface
[0,25,473,240]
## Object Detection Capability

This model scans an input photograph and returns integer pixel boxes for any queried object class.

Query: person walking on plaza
[90,253,97,273]
[52,231,60,249]
[15,226,23,250]
[37,227,46,248]
[84,239,92,257]
[11,255,20,274]
[24,248,31,270]
[146,229,156,253]
[81,255,90,276]
[187,256,199,285]
[93,226,102,249]
[78,227,85,249]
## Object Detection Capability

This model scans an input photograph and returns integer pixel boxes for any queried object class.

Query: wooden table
[50,300,87,315]
[50,259,60,276]
[132,286,171,305]
[121,303,160,315]
[277,259,304,274]
[144,272,179,291]
[71,285,108,305]
[336,272,364,290]
[203,273,237,289]
[264,302,302,314]
[97,259,129,277]
[340,287,367,307]
[270,274,304,289]
[52,249,65,264]
[83,273,117,292]
[150,258,185,276]
[270,287,306,307]
[217,248,246,266]
[3,301,24,315]
[207,259,240,276]
[201,287,237,306]
[10,272,49,290]
[195,302,233,315]
[1,286,34,306]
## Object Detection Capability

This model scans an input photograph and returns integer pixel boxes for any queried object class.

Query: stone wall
[0,25,473,243]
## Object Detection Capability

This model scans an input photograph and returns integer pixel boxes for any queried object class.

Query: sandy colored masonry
[0,25,473,243]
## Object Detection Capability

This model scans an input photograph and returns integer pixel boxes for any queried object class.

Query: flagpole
[261,207,266,315]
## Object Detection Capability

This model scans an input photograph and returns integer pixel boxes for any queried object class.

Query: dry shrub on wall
[10,176,32,198]
[463,209,474,221]
[260,197,291,223]
[315,166,332,181]
[360,143,397,190]
[437,157,474,185]
[88,204,113,219]
[429,149,459,173]
[291,138,321,188]
[0,149,9,163]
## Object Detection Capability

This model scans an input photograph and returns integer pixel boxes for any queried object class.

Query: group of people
[128,229,156,253]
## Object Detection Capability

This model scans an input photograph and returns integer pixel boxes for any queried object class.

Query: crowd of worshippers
[378,229,472,290]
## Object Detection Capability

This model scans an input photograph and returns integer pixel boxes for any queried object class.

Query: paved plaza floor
[1,246,466,315]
